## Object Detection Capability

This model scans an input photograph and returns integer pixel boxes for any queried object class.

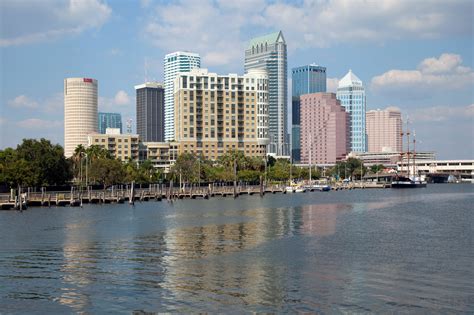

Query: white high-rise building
[64,77,98,158]
[336,70,367,152]
[245,31,288,156]
[164,51,201,141]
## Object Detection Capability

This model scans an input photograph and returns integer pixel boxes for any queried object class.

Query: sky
[0,0,473,159]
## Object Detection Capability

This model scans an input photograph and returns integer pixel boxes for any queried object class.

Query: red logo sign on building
[83,78,93,83]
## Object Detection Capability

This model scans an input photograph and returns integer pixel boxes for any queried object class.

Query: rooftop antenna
[126,118,133,134]
[144,58,148,83]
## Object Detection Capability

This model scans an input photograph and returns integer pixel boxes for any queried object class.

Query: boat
[294,186,307,193]
[391,122,427,189]
[286,182,307,193]
[391,175,427,188]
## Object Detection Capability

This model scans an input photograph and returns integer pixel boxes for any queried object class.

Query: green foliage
[370,164,385,174]
[88,158,125,186]
[268,158,290,181]
[171,152,199,183]
[237,169,261,182]
[0,138,72,188]
[329,158,366,180]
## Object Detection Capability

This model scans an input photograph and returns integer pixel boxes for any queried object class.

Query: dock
[0,181,390,210]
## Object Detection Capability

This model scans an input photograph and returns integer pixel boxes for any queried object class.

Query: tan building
[366,107,402,153]
[87,128,139,162]
[174,68,269,160]
[144,142,179,172]
[64,77,98,157]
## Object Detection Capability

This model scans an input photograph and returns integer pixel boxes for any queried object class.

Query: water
[0,184,473,313]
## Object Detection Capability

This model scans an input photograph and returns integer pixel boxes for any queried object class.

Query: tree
[15,138,72,187]
[370,164,385,174]
[88,158,125,186]
[268,159,290,181]
[171,153,199,183]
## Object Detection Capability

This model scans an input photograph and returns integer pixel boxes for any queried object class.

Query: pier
[0,182,391,210]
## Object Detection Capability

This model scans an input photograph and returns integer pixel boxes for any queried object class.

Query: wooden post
[19,186,23,211]
[129,181,135,205]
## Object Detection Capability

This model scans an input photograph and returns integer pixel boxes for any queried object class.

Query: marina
[0,181,394,210]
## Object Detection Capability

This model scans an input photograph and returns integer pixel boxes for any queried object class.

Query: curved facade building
[64,78,98,157]
[246,69,269,146]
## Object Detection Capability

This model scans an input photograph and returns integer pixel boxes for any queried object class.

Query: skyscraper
[292,64,327,161]
[135,82,165,142]
[98,112,122,134]
[164,51,201,141]
[336,70,367,152]
[64,77,98,158]
[366,108,402,153]
[300,93,349,164]
[245,31,288,156]
[173,68,269,160]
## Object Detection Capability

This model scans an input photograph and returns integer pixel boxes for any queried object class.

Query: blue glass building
[98,112,122,134]
[291,64,326,161]
[336,70,367,152]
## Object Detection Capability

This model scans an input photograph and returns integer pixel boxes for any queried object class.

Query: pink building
[300,93,349,164]
[366,108,402,153]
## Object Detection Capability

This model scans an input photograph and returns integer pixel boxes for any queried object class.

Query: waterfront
[0,184,473,313]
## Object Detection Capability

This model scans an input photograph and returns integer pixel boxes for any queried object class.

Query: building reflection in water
[300,203,351,237]
[58,222,97,312]
[155,203,353,309]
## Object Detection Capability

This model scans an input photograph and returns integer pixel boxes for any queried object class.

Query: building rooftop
[247,31,284,49]
[134,82,163,90]
[338,69,363,88]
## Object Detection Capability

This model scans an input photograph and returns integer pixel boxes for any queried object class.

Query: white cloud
[371,53,474,94]
[16,118,62,129]
[408,104,474,123]
[8,95,39,109]
[99,90,132,111]
[327,78,339,93]
[0,0,111,47]
[7,93,63,113]
[143,0,472,68]
[114,90,130,105]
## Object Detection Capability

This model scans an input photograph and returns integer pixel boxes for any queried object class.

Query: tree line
[1,138,375,189]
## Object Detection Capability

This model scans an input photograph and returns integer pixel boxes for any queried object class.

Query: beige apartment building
[173,68,269,160]
[144,142,179,172]
[366,108,402,153]
[87,128,140,162]
[64,77,98,157]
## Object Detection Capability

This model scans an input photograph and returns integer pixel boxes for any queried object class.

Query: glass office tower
[245,31,288,156]
[336,70,367,152]
[98,112,122,134]
[292,64,326,162]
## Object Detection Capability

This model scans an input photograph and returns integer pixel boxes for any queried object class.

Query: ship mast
[412,130,417,178]
[406,118,410,177]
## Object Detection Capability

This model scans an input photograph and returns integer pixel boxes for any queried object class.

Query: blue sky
[1,0,473,159]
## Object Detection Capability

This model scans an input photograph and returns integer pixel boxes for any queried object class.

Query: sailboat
[391,124,427,188]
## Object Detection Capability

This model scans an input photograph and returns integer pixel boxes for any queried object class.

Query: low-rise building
[144,142,179,173]
[87,128,139,162]
[348,151,436,167]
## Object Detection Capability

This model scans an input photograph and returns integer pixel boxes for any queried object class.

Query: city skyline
[1,0,473,159]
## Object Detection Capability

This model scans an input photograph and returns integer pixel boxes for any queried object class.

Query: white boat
[285,186,295,193]
[294,187,307,193]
